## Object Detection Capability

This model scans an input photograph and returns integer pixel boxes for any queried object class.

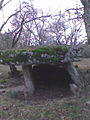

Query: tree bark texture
[81,0,90,44]
[9,64,20,77]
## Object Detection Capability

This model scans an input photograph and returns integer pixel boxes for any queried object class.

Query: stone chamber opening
[29,64,74,101]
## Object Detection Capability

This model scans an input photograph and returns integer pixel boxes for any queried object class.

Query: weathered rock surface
[0,46,82,96]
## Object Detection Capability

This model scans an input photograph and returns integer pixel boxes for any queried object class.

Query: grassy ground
[0,95,90,120]
[0,59,90,120]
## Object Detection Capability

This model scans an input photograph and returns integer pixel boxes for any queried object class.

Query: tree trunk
[9,64,20,77]
[81,0,90,44]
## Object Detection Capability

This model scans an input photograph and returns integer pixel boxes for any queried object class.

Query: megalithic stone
[22,65,35,95]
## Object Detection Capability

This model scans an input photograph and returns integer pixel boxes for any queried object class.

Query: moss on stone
[32,46,68,55]
[0,46,68,65]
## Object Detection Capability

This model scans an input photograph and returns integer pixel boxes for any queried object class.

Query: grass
[0,95,90,120]
[0,58,90,120]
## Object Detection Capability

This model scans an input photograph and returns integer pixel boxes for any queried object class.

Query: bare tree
[45,8,85,46]
[0,0,21,76]
[0,0,17,32]
[0,1,85,48]
[65,7,86,46]
[11,2,51,47]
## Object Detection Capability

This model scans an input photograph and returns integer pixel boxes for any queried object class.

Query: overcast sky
[34,0,82,13]
[1,0,82,18]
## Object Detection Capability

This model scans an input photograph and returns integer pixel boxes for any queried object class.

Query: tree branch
[0,10,20,32]
[0,0,13,10]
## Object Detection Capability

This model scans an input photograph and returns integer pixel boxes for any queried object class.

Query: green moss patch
[32,46,68,55]
[0,46,68,65]
[0,79,6,84]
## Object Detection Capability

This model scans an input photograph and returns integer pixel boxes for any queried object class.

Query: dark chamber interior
[15,64,76,102]
[31,64,74,96]
[17,64,75,102]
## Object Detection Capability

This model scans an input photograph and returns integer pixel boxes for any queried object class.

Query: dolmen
[0,46,82,95]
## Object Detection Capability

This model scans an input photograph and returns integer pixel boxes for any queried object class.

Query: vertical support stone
[66,63,81,87]
[22,65,35,95]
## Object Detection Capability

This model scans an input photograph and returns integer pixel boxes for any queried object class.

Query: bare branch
[11,16,25,48]
[0,10,20,32]
[0,0,13,10]
[0,0,4,10]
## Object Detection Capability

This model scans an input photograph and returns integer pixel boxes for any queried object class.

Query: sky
[34,0,82,14]
[0,0,82,32]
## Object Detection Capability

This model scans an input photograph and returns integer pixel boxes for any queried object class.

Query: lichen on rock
[0,46,68,65]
